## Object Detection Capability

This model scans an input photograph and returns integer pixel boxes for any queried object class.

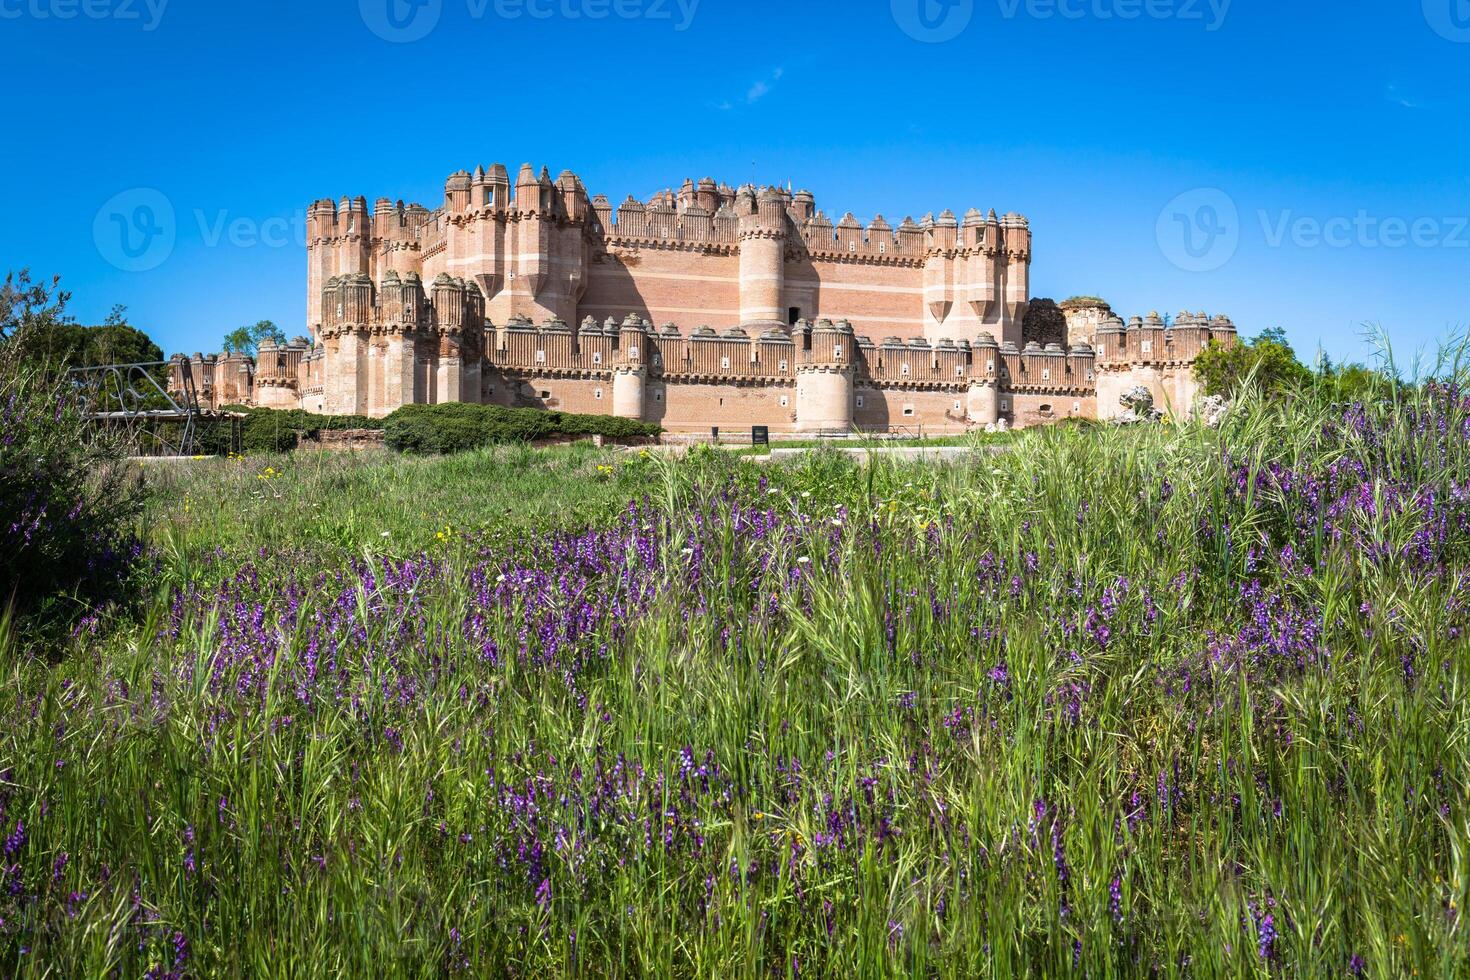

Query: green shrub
[383,402,660,454]
[201,406,384,454]
[0,297,144,630]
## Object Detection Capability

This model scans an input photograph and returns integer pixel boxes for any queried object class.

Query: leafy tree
[1,274,162,370]
[1193,328,1313,399]
[80,306,163,366]
[222,320,286,358]
[0,269,70,343]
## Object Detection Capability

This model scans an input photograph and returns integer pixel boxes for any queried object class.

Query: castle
[170,164,1237,434]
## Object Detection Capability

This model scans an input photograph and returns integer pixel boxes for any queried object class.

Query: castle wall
[854,387,970,434]
[175,164,1238,441]
[654,380,798,434]
[581,248,744,329]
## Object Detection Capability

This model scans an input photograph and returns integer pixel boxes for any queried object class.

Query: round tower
[738,186,789,330]
[796,319,855,433]
[612,365,646,420]
[967,331,1000,426]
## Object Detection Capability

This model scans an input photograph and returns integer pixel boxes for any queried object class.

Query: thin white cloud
[747,68,784,104]
[712,68,785,111]
[1386,84,1418,109]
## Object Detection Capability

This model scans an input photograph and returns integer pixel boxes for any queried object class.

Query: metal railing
[67,360,239,456]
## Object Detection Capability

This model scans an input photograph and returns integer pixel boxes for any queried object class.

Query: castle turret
[445,170,473,213]
[967,331,1001,426]
[321,273,373,415]
[738,186,789,331]
[1001,213,1031,339]
[796,319,855,433]
[612,313,647,421]
[922,212,960,339]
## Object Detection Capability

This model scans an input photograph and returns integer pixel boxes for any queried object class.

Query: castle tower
[1001,214,1032,336]
[796,319,855,433]
[922,212,957,340]
[323,273,373,415]
[612,313,647,420]
[738,186,789,331]
[967,331,1001,427]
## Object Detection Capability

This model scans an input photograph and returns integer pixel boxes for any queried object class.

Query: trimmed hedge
[383,403,661,455]
[205,406,384,454]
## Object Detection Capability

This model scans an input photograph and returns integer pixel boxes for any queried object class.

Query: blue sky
[3,0,1467,365]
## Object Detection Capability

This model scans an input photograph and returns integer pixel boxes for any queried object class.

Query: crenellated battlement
[1092,310,1237,368]
[162,161,1245,434]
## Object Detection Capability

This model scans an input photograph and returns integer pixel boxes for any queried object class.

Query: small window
[535,350,546,363]
[1040,403,1053,414]
[788,307,801,325]
[855,395,865,408]
[1072,401,1081,412]
[901,363,911,376]
[953,400,962,411]
[879,242,887,254]
[629,346,640,361]
[1001,400,1011,411]
[1097,344,1105,357]
[902,404,915,417]
[1087,371,1094,381]
[987,360,995,372]
[1141,340,1152,354]
[1041,368,1051,381]
[955,365,964,377]
[849,241,857,252]
[779,359,788,372]
[539,390,551,399]
[592,351,603,364]
[721,356,730,370]
[779,395,789,407]
[594,388,603,400]
[655,390,663,402]
[834,345,844,360]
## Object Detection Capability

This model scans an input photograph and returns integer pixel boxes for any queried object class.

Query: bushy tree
[1194,328,1313,399]
[222,320,286,358]
[3,274,163,371]
[0,273,144,630]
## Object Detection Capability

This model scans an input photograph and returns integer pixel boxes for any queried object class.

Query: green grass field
[4,393,1470,977]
